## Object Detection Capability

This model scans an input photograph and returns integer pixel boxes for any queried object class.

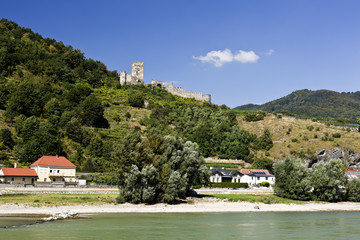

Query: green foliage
[274,158,311,200]
[274,158,347,202]
[209,182,248,188]
[0,128,14,149]
[306,125,314,131]
[244,112,266,122]
[81,172,117,185]
[115,133,209,203]
[252,158,274,173]
[310,159,347,201]
[260,182,270,187]
[80,94,107,127]
[347,178,360,202]
[128,92,145,108]
[332,133,341,138]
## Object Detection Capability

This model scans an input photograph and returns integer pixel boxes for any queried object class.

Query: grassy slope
[237,114,360,160]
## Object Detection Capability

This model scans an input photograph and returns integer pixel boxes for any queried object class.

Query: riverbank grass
[0,194,118,206]
[209,194,308,204]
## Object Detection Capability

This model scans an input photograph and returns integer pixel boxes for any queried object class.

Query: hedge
[210,182,249,188]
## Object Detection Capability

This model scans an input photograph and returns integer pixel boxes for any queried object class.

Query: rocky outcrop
[309,147,360,168]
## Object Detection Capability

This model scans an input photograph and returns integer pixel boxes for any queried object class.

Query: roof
[30,156,76,168]
[1,168,38,177]
[346,170,360,180]
[210,168,240,177]
[240,169,270,175]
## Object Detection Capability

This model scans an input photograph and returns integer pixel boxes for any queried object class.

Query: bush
[244,112,265,122]
[291,138,298,142]
[332,133,341,138]
[210,182,248,188]
[347,179,360,202]
[306,125,314,131]
[128,92,144,108]
[260,182,270,187]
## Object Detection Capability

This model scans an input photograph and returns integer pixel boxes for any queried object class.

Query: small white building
[210,168,275,186]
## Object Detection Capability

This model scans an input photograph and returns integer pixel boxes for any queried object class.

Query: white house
[210,168,275,186]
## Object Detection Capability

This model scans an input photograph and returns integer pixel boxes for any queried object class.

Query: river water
[1,212,360,239]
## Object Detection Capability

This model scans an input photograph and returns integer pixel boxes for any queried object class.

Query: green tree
[310,159,347,202]
[0,128,15,149]
[128,92,144,108]
[80,94,106,127]
[347,178,360,202]
[273,158,311,200]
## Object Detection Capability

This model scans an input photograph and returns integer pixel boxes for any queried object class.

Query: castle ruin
[152,80,211,103]
[120,61,144,85]
[120,61,211,103]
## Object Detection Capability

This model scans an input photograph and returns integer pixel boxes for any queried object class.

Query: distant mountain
[234,89,360,119]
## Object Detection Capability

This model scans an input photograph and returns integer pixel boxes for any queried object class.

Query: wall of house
[31,166,76,183]
[0,176,36,184]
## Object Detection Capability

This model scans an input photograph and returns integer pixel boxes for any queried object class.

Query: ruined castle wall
[166,83,211,103]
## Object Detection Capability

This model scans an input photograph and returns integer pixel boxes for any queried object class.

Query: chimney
[14,163,17,168]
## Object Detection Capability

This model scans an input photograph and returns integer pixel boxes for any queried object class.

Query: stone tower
[119,61,144,85]
[132,62,144,84]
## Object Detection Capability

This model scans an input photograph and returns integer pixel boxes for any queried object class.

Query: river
[1,212,360,239]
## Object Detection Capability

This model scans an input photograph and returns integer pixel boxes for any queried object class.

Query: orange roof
[30,156,76,168]
[240,169,270,175]
[1,168,38,177]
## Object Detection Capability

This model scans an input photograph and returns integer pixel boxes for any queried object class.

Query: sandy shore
[1,198,360,216]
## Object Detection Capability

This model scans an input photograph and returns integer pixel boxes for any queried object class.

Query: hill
[234,89,360,119]
[0,19,274,175]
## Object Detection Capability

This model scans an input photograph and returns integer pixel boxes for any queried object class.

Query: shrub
[306,125,314,131]
[332,133,341,138]
[347,179,360,202]
[244,112,265,122]
[210,182,248,188]
[291,138,298,142]
[260,182,270,187]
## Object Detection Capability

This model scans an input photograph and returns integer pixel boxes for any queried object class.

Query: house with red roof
[30,155,77,185]
[0,167,38,185]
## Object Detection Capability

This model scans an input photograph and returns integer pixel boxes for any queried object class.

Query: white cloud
[265,49,275,55]
[192,48,259,67]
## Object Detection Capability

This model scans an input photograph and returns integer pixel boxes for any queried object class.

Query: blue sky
[2,0,360,107]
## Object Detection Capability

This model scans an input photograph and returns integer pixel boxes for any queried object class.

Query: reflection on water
[1,212,360,240]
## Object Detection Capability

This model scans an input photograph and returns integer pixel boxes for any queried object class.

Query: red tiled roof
[30,156,76,168]
[240,169,270,175]
[1,168,38,177]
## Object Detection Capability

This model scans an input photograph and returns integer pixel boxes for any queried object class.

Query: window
[50,170,52,173]
[44,178,47,182]
[257,177,260,180]
[22,177,25,182]
[57,170,60,173]
[62,178,65,182]
[53,178,56,182]
[11,177,14,182]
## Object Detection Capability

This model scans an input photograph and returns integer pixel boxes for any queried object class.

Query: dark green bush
[260,182,270,187]
[332,133,341,138]
[210,182,248,188]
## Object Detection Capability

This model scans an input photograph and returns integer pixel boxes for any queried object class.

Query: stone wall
[166,82,211,103]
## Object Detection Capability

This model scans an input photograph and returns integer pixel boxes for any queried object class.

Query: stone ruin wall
[164,82,211,103]
[120,62,144,85]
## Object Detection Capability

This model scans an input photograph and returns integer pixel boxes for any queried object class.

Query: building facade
[210,168,275,186]
[30,156,77,184]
